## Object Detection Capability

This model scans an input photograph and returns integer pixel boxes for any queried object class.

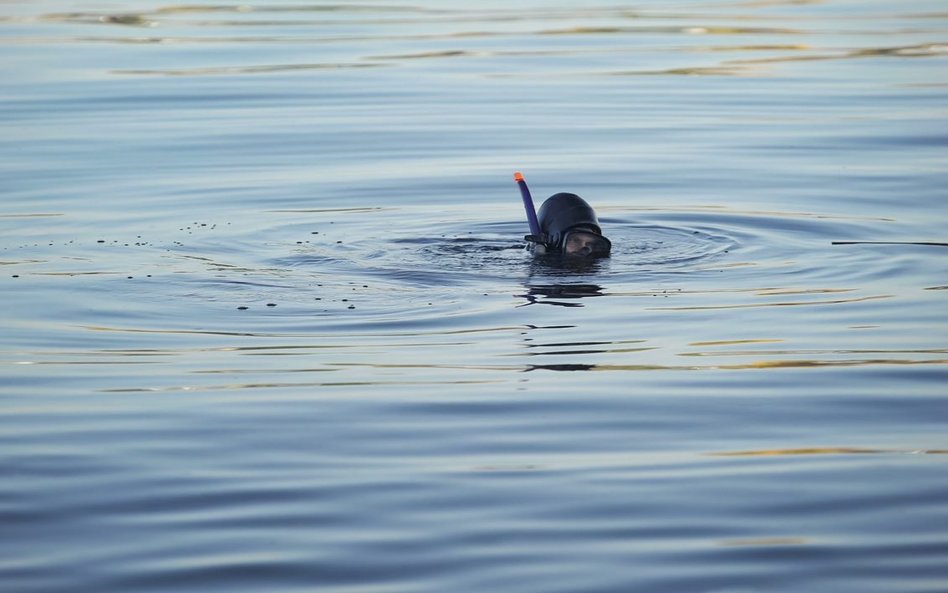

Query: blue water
[2,2,947,592]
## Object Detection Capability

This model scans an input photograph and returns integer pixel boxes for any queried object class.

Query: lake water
[2,1,947,592]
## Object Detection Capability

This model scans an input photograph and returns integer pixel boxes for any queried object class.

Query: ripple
[710,447,948,457]
[271,220,737,290]
[114,62,390,77]
[649,293,895,311]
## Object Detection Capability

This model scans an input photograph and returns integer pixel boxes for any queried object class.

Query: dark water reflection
[517,283,605,307]
[2,1,948,593]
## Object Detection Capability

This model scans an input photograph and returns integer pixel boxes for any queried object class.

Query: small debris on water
[237,306,248,310]
[266,303,277,307]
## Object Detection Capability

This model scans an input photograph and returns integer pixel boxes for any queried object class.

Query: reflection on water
[2,1,947,593]
[517,283,604,307]
[6,3,946,80]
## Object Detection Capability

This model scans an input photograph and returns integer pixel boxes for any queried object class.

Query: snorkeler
[514,172,611,257]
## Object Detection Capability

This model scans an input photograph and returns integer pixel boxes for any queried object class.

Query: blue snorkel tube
[514,171,544,246]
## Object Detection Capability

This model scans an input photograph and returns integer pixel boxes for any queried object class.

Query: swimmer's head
[535,193,611,257]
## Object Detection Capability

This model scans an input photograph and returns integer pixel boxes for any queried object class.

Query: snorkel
[514,171,547,251]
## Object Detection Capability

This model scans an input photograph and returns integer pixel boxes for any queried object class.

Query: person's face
[563,231,611,257]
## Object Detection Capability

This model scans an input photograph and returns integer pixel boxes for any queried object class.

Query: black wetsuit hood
[534,192,610,255]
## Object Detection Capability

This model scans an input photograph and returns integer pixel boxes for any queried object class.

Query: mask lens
[564,231,611,256]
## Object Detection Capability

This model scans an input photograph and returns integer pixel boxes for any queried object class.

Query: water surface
[2,2,947,592]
